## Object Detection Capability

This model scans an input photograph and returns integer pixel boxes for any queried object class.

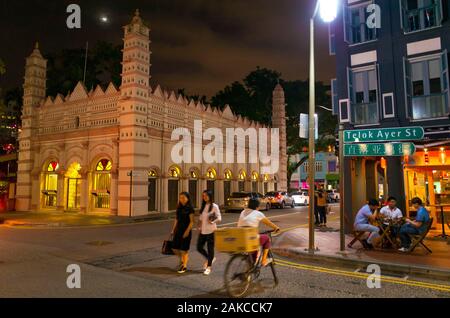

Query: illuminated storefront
[404,146,450,225]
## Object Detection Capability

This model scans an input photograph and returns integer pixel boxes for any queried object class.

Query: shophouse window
[401,0,443,33]
[404,51,449,120]
[345,1,377,45]
[348,65,380,125]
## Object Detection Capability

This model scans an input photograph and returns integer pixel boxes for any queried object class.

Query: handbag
[162,235,175,255]
[208,211,218,223]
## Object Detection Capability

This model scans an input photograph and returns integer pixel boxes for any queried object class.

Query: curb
[0,213,176,229]
[273,247,450,281]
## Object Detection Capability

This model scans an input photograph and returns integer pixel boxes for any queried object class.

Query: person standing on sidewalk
[171,192,195,274]
[197,190,221,276]
[315,189,328,227]
[354,199,380,249]
[398,197,430,252]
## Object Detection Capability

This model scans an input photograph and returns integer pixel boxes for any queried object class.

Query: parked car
[265,191,295,209]
[327,189,340,203]
[290,191,310,206]
[225,192,270,213]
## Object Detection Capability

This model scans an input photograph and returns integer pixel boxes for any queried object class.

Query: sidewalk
[273,215,450,280]
[0,211,174,228]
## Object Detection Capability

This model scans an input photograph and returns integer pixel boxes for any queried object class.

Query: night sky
[0,0,336,97]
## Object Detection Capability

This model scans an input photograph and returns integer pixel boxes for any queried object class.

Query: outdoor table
[376,217,403,249]
[431,204,450,240]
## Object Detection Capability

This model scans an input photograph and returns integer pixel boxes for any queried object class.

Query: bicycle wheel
[268,250,278,286]
[224,254,253,298]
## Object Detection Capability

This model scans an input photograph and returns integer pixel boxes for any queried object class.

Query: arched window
[224,169,233,180]
[92,159,112,210]
[169,166,181,178]
[206,168,217,180]
[96,159,112,172]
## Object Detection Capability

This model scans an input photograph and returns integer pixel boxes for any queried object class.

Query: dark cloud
[0,0,335,97]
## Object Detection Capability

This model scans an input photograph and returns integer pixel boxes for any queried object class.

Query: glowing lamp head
[318,0,339,22]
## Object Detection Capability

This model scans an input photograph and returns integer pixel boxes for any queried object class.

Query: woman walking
[197,190,221,276]
[171,192,195,274]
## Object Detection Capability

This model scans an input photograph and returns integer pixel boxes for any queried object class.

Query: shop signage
[344,143,416,157]
[344,127,424,143]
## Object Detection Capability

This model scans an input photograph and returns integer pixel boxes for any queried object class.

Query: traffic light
[335,134,339,157]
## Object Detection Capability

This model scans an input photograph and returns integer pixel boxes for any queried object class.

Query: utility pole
[339,124,345,251]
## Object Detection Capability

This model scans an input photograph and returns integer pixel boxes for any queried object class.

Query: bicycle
[223,230,279,298]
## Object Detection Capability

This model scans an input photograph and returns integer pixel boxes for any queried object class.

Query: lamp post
[308,0,338,253]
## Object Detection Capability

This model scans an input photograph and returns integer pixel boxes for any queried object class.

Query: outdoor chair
[407,218,433,254]
[348,231,366,248]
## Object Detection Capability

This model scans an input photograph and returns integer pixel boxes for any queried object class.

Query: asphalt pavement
[0,205,449,298]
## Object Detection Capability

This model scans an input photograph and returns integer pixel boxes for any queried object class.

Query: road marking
[274,258,450,293]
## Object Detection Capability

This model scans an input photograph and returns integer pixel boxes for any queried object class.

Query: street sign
[299,113,318,140]
[344,127,424,143]
[344,143,416,157]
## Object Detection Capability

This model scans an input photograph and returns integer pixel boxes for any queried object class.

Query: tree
[46,41,122,97]
[210,67,338,188]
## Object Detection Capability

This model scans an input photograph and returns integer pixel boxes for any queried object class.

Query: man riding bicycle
[237,198,280,267]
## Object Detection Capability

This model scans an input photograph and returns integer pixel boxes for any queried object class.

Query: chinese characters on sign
[344,143,416,157]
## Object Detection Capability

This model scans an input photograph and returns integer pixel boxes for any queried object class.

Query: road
[0,205,449,298]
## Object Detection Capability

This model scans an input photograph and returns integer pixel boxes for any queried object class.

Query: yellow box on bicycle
[215,227,259,253]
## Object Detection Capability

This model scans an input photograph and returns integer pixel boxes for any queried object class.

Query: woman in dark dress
[171,192,195,274]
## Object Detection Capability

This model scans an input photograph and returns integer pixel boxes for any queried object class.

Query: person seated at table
[354,199,380,249]
[398,197,430,252]
[380,197,403,220]
[380,196,403,239]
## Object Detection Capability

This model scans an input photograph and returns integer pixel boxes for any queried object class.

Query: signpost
[344,143,416,157]
[127,171,142,218]
[344,127,424,143]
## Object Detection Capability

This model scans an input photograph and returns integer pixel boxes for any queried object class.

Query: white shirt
[380,206,403,220]
[200,203,221,235]
[238,209,266,228]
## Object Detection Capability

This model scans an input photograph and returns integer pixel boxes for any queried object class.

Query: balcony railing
[352,102,379,125]
[403,2,441,33]
[412,93,449,120]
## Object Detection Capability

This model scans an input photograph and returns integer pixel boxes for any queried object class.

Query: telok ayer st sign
[344,127,425,143]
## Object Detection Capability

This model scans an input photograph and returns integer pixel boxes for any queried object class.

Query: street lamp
[308,0,339,253]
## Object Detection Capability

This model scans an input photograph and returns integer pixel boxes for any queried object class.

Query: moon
[100,16,109,23]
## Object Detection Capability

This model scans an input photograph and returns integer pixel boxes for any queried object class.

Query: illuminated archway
[251,171,259,193]
[92,159,112,210]
[189,168,200,208]
[168,165,181,211]
[238,170,247,192]
[66,162,82,211]
[224,169,233,200]
[148,169,159,212]
[42,161,59,208]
